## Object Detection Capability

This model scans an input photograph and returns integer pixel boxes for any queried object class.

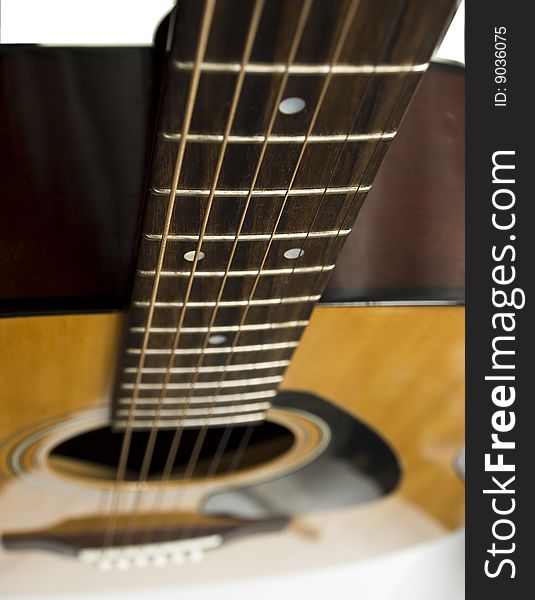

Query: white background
[1,0,464,64]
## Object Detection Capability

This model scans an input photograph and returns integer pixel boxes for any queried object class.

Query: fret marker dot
[209,335,226,345]
[278,97,306,115]
[184,250,205,262]
[284,247,305,260]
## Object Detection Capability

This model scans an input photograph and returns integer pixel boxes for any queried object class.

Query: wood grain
[0,315,122,435]
[283,305,465,529]
[0,306,464,529]
[326,63,465,300]
[115,0,458,427]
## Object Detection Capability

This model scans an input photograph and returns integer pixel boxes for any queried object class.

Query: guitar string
[275,0,412,325]
[139,0,315,541]
[120,0,268,546]
[102,0,217,550]
[291,0,413,327]
[113,0,419,559]
[170,0,363,541]
[188,0,413,517]
[115,0,409,553]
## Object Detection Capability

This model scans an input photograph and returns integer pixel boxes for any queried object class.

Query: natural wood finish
[282,306,465,529]
[0,306,464,529]
[0,315,122,435]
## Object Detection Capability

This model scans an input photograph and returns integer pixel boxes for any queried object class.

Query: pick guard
[205,391,401,518]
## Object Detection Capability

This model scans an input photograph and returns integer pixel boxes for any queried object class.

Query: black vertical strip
[466,1,533,597]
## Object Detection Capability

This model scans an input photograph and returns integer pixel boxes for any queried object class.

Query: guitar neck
[112,0,457,430]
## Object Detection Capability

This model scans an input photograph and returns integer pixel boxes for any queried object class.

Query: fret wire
[106,0,217,551]
[270,2,418,384]
[126,341,299,355]
[295,0,422,340]
[110,0,454,552]
[130,320,308,333]
[123,360,290,374]
[185,0,359,417]
[123,0,273,551]
[121,376,283,390]
[118,389,277,405]
[108,0,455,536]
[256,8,409,393]
[144,229,351,242]
[160,132,396,143]
[116,402,272,418]
[138,265,334,277]
[152,184,371,197]
[173,60,429,74]
[134,2,274,528]
[132,295,320,308]
[194,0,363,481]
[128,0,266,446]
[115,413,266,428]
[250,0,419,458]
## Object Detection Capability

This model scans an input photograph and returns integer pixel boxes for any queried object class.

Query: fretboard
[112,0,457,430]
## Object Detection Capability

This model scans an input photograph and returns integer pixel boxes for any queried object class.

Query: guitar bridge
[1,512,289,570]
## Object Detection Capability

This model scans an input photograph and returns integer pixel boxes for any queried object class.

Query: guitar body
[0,1,464,595]
[0,306,463,595]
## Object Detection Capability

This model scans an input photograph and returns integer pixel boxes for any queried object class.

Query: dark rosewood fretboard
[112,0,457,430]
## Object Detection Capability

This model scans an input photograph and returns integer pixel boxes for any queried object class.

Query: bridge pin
[116,557,131,571]
[133,553,149,568]
[153,554,168,568]
[171,552,185,565]
[189,549,204,564]
[97,560,113,572]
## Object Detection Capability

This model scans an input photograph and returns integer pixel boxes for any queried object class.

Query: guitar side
[0,305,464,594]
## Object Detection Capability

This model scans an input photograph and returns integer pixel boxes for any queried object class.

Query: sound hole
[48,423,294,482]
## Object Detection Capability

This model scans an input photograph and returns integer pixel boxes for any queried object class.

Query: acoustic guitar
[0,0,464,595]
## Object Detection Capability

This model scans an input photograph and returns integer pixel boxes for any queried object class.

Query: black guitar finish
[204,391,401,517]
